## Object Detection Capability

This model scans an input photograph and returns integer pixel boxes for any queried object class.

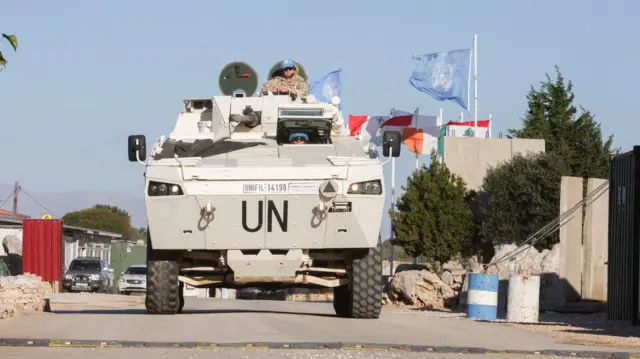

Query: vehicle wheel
[145,234,181,315]
[333,244,382,319]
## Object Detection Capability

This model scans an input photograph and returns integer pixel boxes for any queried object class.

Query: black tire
[145,232,181,315]
[333,244,382,319]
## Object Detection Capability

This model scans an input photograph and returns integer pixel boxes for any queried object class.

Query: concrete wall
[558,176,584,302]
[582,178,609,302]
[556,176,609,303]
[443,137,546,190]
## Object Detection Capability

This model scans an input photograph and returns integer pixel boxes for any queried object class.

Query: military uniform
[261,74,309,98]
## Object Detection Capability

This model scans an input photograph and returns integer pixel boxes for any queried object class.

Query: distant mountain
[0,184,147,228]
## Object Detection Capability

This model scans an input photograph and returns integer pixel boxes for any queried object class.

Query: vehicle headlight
[148,181,183,196]
[347,180,382,195]
[89,274,101,280]
[65,274,73,280]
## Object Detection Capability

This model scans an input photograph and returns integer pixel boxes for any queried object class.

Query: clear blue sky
[0,1,636,233]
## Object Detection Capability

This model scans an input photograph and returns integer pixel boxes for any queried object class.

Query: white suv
[118,264,147,295]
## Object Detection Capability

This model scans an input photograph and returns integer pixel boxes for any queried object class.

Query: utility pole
[13,181,19,215]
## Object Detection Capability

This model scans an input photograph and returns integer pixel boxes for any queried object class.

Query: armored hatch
[218,61,259,97]
[267,60,308,82]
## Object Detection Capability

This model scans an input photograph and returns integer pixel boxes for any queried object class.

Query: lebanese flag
[446,120,491,138]
[401,114,441,155]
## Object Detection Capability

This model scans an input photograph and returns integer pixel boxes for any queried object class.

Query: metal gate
[608,147,640,324]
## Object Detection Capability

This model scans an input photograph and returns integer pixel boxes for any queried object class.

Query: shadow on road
[51,307,338,318]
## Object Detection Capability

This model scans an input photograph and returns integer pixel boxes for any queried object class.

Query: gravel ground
[382,304,640,350]
[506,312,640,350]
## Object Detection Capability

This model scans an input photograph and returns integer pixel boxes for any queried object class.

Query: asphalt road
[0,296,634,358]
[0,348,599,359]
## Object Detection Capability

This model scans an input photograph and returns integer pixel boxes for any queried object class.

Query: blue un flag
[309,69,342,109]
[409,49,471,110]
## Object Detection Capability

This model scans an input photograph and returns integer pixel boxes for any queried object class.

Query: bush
[479,151,569,250]
[390,153,474,267]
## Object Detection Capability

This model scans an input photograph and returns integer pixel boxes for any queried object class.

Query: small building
[0,214,123,271]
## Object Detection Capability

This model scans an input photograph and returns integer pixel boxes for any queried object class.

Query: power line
[19,187,55,216]
[0,191,14,209]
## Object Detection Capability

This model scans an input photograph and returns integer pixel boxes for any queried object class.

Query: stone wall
[0,274,52,319]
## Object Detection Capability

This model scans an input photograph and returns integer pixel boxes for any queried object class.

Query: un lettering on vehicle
[242,200,288,233]
[242,182,288,194]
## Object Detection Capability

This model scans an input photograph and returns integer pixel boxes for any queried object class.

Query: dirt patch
[506,312,640,350]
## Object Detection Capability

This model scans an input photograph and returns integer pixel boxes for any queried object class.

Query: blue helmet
[289,132,309,142]
[280,59,295,70]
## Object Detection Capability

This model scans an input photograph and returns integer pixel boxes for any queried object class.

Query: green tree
[508,66,614,179]
[389,152,474,267]
[479,151,569,250]
[93,204,131,220]
[0,34,18,71]
[62,205,136,241]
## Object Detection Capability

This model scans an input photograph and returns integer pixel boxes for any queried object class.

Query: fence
[607,147,640,324]
[109,241,147,282]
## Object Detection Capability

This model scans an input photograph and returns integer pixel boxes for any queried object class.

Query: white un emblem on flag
[430,58,454,92]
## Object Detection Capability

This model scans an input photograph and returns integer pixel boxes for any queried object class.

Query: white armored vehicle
[127,61,402,319]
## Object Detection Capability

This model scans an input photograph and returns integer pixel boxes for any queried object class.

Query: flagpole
[413,107,419,266]
[467,38,472,123]
[438,108,444,163]
[474,33,478,134]
[414,107,420,170]
[389,108,396,277]
[489,113,493,138]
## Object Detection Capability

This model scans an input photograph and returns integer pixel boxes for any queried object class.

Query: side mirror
[128,135,147,162]
[382,131,402,158]
[120,272,124,276]
[108,268,114,273]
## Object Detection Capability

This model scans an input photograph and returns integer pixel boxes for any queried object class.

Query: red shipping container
[22,219,63,282]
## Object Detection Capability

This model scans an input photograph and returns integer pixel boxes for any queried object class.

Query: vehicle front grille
[126,280,143,284]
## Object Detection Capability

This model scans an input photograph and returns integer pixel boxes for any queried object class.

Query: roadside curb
[0,338,639,357]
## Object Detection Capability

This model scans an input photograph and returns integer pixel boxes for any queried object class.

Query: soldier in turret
[261,59,309,98]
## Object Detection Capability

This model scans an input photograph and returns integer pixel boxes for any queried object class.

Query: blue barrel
[466,273,499,320]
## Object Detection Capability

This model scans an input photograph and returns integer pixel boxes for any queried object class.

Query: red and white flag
[401,114,441,155]
[446,120,491,138]
[349,112,441,153]
[348,114,393,145]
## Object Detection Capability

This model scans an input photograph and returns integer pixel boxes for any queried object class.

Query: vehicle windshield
[69,260,101,272]
[125,266,147,275]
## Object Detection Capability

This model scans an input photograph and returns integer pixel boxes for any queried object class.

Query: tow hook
[201,203,216,221]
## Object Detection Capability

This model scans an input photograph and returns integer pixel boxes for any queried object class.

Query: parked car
[62,257,114,293]
[118,264,147,295]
